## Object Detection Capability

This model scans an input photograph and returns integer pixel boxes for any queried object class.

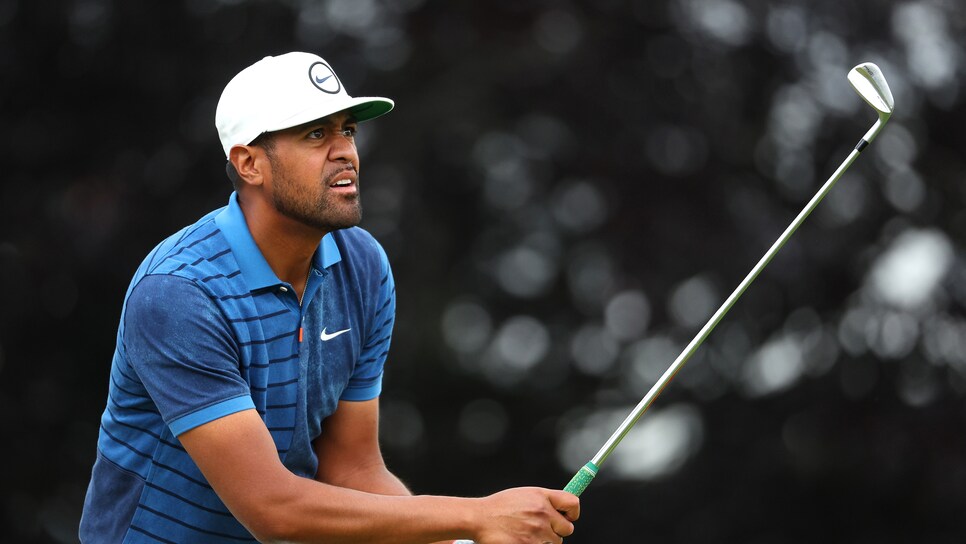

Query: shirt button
[280,286,288,292]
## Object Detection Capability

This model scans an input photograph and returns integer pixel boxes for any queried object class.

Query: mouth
[328,171,358,194]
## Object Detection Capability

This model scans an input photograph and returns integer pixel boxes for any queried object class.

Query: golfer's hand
[474,487,580,543]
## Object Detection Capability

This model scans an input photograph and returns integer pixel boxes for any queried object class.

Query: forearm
[315,464,457,544]
[315,461,465,544]
[261,475,475,544]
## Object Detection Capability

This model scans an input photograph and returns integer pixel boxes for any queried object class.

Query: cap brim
[348,97,394,122]
[264,96,394,134]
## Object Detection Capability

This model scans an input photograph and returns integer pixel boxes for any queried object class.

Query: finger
[555,507,578,523]
[547,491,580,521]
[549,513,575,538]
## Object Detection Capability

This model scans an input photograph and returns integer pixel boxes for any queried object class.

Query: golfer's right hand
[472,487,580,543]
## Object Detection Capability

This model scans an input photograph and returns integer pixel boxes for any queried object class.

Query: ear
[228,145,268,187]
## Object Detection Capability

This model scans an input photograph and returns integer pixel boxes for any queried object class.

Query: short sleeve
[340,244,395,401]
[124,274,254,435]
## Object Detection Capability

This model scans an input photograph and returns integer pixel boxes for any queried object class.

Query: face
[261,111,362,232]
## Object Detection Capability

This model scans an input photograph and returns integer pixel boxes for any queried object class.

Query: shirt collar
[214,192,343,291]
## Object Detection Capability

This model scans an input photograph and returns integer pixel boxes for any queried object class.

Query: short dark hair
[224,132,277,188]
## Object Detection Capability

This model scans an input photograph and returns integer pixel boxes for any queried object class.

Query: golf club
[453,62,893,544]
[561,61,894,497]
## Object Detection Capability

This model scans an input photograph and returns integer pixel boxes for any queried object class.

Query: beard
[269,161,362,232]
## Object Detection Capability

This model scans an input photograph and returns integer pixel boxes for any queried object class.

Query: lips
[328,170,357,192]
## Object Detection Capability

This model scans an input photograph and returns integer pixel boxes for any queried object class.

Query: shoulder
[125,274,219,325]
[121,273,235,357]
[128,211,241,293]
[128,273,210,304]
[331,227,390,273]
[146,217,233,278]
[121,207,241,311]
[331,227,386,258]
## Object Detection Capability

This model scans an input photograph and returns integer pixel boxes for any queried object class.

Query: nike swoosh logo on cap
[308,61,341,94]
[320,327,351,341]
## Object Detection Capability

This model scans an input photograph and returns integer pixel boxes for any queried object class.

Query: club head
[848,62,894,119]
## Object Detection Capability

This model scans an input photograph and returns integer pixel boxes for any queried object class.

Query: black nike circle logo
[309,62,341,94]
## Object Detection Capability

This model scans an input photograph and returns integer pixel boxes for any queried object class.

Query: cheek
[285,160,322,187]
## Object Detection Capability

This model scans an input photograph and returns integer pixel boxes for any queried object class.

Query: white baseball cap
[215,51,394,157]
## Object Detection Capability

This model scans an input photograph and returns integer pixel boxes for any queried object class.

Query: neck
[238,193,324,296]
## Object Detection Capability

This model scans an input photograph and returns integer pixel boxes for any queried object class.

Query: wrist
[453,496,486,542]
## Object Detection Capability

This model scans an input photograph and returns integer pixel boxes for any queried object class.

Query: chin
[316,209,363,232]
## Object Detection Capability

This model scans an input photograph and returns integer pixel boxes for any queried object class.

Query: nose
[329,131,359,170]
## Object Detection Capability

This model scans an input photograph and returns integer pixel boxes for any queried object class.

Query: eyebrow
[299,114,358,132]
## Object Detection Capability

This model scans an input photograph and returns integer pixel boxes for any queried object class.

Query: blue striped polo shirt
[80,192,396,543]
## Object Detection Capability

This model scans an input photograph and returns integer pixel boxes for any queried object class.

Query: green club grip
[562,462,599,496]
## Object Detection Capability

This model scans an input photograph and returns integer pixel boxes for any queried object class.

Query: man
[79,51,579,543]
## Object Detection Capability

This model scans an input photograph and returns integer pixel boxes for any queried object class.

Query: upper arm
[341,240,396,402]
[313,399,385,485]
[124,274,253,433]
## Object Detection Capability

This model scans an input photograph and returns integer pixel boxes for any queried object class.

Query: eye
[340,125,357,138]
[308,128,325,139]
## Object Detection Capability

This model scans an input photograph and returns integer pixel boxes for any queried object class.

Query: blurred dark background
[3,0,966,542]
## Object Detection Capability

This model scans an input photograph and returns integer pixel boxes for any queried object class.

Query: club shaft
[589,124,884,468]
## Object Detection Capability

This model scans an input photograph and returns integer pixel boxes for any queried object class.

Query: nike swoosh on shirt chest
[320,327,351,341]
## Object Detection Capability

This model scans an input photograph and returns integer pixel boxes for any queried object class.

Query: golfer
[80,51,579,543]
